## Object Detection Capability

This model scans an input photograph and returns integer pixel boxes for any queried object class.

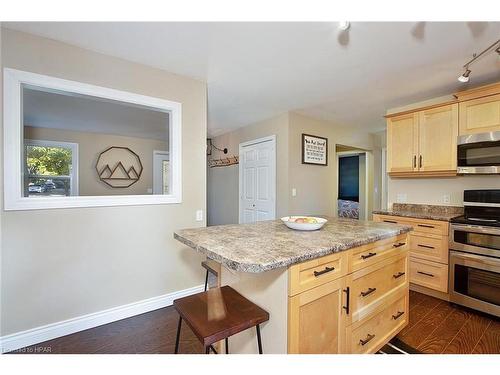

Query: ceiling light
[338,22,350,31]
[457,39,500,84]
[458,69,471,83]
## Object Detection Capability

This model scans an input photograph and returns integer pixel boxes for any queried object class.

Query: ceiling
[5,22,500,136]
[23,86,169,141]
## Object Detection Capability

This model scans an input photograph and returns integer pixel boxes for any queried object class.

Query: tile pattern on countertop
[174,217,412,273]
[373,203,463,222]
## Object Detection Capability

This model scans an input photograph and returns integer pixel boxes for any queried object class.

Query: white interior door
[239,136,276,224]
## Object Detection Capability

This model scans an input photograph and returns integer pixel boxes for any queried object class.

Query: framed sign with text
[302,134,328,166]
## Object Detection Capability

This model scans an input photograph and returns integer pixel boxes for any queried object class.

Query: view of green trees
[26,146,72,176]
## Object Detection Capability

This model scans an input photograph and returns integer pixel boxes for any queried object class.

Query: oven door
[449,250,500,317]
[457,132,500,174]
[450,224,500,257]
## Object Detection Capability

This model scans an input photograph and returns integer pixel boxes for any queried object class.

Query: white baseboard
[0,284,204,353]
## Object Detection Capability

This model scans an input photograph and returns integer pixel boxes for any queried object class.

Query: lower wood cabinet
[288,278,346,354]
[288,235,409,354]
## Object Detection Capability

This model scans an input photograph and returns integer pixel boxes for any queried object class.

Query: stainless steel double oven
[449,190,500,317]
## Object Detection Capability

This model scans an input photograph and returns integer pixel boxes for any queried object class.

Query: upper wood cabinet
[387,104,458,177]
[418,104,458,172]
[387,113,418,173]
[458,93,500,135]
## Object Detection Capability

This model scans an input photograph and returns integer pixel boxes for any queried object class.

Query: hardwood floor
[398,290,500,354]
[8,290,500,354]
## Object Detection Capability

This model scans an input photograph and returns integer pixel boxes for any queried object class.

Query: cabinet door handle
[361,252,377,260]
[342,287,350,315]
[418,244,435,249]
[419,155,423,168]
[393,242,406,248]
[313,266,335,277]
[359,333,375,346]
[393,271,405,279]
[383,220,397,224]
[360,287,377,297]
[413,155,416,168]
[392,311,405,320]
[417,271,434,277]
[418,224,435,228]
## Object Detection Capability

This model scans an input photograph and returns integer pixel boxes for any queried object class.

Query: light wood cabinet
[387,113,418,173]
[387,104,458,177]
[288,278,346,354]
[458,93,500,135]
[418,104,458,172]
[288,234,409,354]
[372,214,450,297]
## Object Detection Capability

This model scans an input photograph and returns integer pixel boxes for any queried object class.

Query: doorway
[239,135,276,224]
[153,150,169,194]
[336,145,371,220]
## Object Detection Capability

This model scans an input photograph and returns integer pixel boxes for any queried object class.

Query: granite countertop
[373,203,463,222]
[174,217,412,273]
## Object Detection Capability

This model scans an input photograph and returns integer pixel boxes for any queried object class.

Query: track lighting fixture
[458,39,500,83]
[458,69,471,83]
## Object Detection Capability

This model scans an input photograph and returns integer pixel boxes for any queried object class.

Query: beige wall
[207,113,289,225]
[1,29,207,336]
[207,111,377,224]
[288,112,374,218]
[25,126,168,196]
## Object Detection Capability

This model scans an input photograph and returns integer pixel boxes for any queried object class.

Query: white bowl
[281,216,328,231]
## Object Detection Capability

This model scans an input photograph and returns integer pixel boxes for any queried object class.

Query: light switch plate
[443,194,451,204]
[196,210,203,222]
[292,188,297,197]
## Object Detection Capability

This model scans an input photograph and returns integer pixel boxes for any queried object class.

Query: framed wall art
[302,134,328,166]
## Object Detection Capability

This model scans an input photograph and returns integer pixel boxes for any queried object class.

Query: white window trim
[3,68,182,210]
[24,139,80,196]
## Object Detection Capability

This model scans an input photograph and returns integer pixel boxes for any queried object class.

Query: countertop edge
[372,210,461,222]
[174,226,412,273]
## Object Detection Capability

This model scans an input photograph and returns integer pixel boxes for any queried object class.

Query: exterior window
[24,140,78,197]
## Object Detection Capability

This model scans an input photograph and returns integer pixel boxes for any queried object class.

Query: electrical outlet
[396,193,407,203]
[292,188,297,197]
[196,210,203,222]
[443,194,451,204]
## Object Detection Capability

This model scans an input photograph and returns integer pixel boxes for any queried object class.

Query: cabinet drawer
[410,218,449,236]
[350,233,409,272]
[410,257,448,293]
[347,293,408,354]
[289,251,349,296]
[410,233,449,264]
[349,252,408,323]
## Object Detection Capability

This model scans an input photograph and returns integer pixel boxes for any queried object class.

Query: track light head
[458,69,471,83]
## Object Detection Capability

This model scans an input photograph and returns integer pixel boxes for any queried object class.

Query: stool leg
[256,324,263,354]
[205,346,210,354]
[174,316,182,354]
[204,270,209,291]
[225,337,229,354]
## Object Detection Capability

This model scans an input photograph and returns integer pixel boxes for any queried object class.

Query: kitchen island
[174,217,412,354]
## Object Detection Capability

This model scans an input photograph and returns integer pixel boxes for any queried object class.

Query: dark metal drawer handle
[417,271,434,277]
[361,252,377,260]
[393,242,406,248]
[313,266,335,277]
[359,334,375,346]
[342,287,350,315]
[418,244,435,249]
[393,271,405,279]
[360,287,377,297]
[383,220,397,224]
[392,311,405,320]
[418,224,435,228]
[413,155,416,169]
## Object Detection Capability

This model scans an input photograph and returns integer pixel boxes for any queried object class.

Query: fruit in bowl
[281,216,327,231]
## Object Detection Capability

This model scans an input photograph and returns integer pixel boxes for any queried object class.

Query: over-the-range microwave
[457,131,500,174]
